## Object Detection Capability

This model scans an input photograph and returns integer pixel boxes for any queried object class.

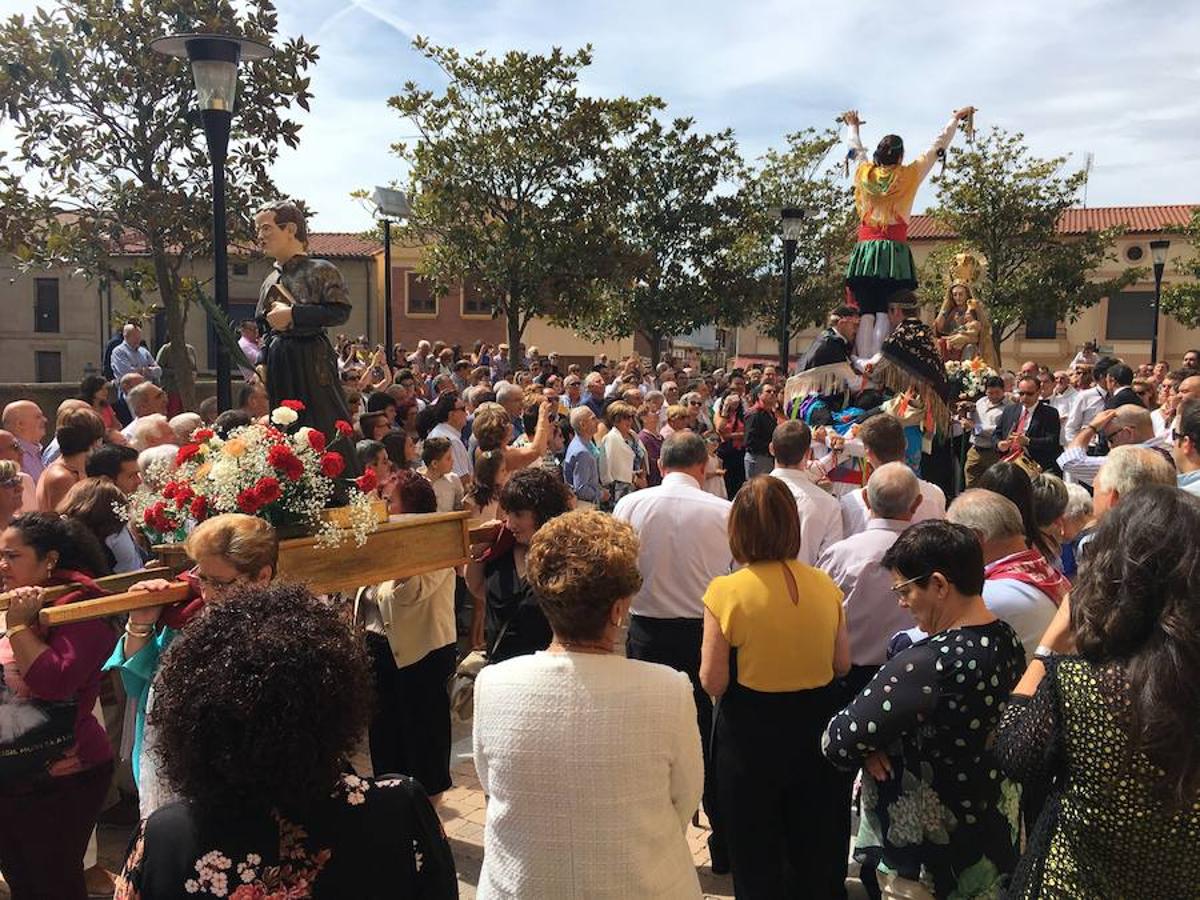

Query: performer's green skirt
[845,239,918,314]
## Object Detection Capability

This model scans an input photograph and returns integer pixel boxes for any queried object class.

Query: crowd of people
[1,322,1199,899]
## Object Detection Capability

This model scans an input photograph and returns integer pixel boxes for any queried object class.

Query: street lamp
[1149,239,1170,366]
[151,33,273,411]
[772,207,808,373]
[372,187,412,358]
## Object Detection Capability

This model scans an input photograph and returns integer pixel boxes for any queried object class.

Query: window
[1105,290,1156,341]
[34,350,61,383]
[1024,315,1058,340]
[231,261,250,276]
[1125,245,1144,262]
[462,279,490,317]
[34,278,59,333]
[406,272,436,315]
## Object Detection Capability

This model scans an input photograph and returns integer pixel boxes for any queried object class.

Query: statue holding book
[254,200,355,440]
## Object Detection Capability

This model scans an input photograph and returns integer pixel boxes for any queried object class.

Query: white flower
[270,406,299,426]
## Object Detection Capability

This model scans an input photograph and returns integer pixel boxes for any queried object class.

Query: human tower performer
[841,105,977,361]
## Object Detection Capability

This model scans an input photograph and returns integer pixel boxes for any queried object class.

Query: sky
[2,0,1198,233]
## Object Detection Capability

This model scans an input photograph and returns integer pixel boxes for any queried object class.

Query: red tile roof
[908,204,1197,241]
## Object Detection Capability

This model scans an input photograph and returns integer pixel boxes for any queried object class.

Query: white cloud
[2,0,1197,230]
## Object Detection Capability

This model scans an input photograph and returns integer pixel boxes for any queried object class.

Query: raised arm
[912,107,974,180]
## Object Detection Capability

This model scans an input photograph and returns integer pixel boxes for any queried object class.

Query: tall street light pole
[151,33,273,411]
[372,187,412,362]
[1150,239,1170,366]
[773,207,807,374]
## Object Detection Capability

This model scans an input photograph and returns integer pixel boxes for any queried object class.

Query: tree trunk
[646,329,663,367]
[505,291,523,370]
[149,241,196,411]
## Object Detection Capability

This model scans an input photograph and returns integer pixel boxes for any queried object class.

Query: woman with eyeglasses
[106,513,278,819]
[823,520,1025,900]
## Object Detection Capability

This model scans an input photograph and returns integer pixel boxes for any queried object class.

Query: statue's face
[951,285,969,305]
[255,211,299,261]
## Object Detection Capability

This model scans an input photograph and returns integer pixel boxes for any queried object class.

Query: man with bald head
[120,382,169,443]
[819,461,921,693]
[947,489,1068,661]
[1056,404,1170,486]
[1,400,48,483]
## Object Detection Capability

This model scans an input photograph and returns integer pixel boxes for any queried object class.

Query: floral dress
[823,621,1025,898]
[115,773,456,899]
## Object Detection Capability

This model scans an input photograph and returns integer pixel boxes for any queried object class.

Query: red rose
[237,488,262,514]
[355,467,378,493]
[281,399,306,412]
[320,452,345,478]
[173,485,194,509]
[307,429,327,453]
[254,476,282,505]
[189,494,208,520]
[162,481,178,500]
[335,419,353,437]
[193,428,214,442]
[176,444,200,465]
[267,444,294,468]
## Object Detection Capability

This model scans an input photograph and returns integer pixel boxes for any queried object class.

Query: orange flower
[222,438,247,458]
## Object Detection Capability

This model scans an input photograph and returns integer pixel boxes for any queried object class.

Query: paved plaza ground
[1,727,869,898]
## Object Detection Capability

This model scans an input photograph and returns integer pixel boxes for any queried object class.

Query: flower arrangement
[127,401,380,548]
[944,358,999,400]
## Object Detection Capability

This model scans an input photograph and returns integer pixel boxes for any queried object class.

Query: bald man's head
[1,401,47,443]
[866,461,921,520]
[1111,404,1155,445]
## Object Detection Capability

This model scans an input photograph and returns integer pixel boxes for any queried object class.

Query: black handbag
[0,672,78,784]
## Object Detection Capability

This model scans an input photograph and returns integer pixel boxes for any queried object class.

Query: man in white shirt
[1062,363,1106,444]
[767,421,842,564]
[818,462,920,694]
[120,382,170,443]
[1048,370,1077,421]
[428,394,472,483]
[840,414,945,538]
[613,431,732,867]
[947,489,1067,662]
[1057,404,1168,486]
[963,376,1011,487]
[237,320,261,382]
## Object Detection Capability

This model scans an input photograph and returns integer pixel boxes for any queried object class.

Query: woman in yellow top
[843,106,975,361]
[700,476,850,899]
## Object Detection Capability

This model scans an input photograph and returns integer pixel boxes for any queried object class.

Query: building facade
[734,204,1199,371]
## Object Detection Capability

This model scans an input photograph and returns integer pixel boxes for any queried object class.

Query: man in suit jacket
[1104,362,1144,409]
[996,375,1062,474]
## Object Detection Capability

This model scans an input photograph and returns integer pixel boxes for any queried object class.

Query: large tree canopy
[384,38,660,366]
[0,0,316,404]
[926,127,1139,347]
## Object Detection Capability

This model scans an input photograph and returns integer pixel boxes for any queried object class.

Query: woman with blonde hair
[106,513,278,818]
[600,401,648,505]
[701,476,849,897]
[474,509,703,898]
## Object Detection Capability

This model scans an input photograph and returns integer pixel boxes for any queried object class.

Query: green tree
[928,127,1140,347]
[568,117,750,365]
[0,0,317,405]
[1160,209,1200,328]
[384,39,660,367]
[738,127,858,348]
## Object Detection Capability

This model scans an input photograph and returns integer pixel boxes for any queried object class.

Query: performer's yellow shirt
[849,114,960,228]
[703,560,844,692]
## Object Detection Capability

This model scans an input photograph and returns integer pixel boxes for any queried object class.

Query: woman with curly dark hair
[995,484,1200,898]
[115,582,457,898]
[465,466,571,660]
[0,512,114,899]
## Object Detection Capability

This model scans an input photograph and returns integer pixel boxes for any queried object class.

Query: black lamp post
[151,33,273,411]
[773,207,807,373]
[1149,239,1170,366]
[371,187,412,361]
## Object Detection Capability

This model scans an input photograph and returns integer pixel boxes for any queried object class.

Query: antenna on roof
[1082,152,1094,208]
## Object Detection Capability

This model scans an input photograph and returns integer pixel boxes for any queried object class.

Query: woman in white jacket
[598,401,648,507]
[474,510,704,899]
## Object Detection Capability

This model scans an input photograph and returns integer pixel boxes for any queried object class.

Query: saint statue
[933,253,1000,370]
[253,200,356,440]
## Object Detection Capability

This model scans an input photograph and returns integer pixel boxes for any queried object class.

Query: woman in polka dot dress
[823,521,1025,899]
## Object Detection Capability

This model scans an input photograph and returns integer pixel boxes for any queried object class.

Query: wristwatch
[4,624,30,640]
